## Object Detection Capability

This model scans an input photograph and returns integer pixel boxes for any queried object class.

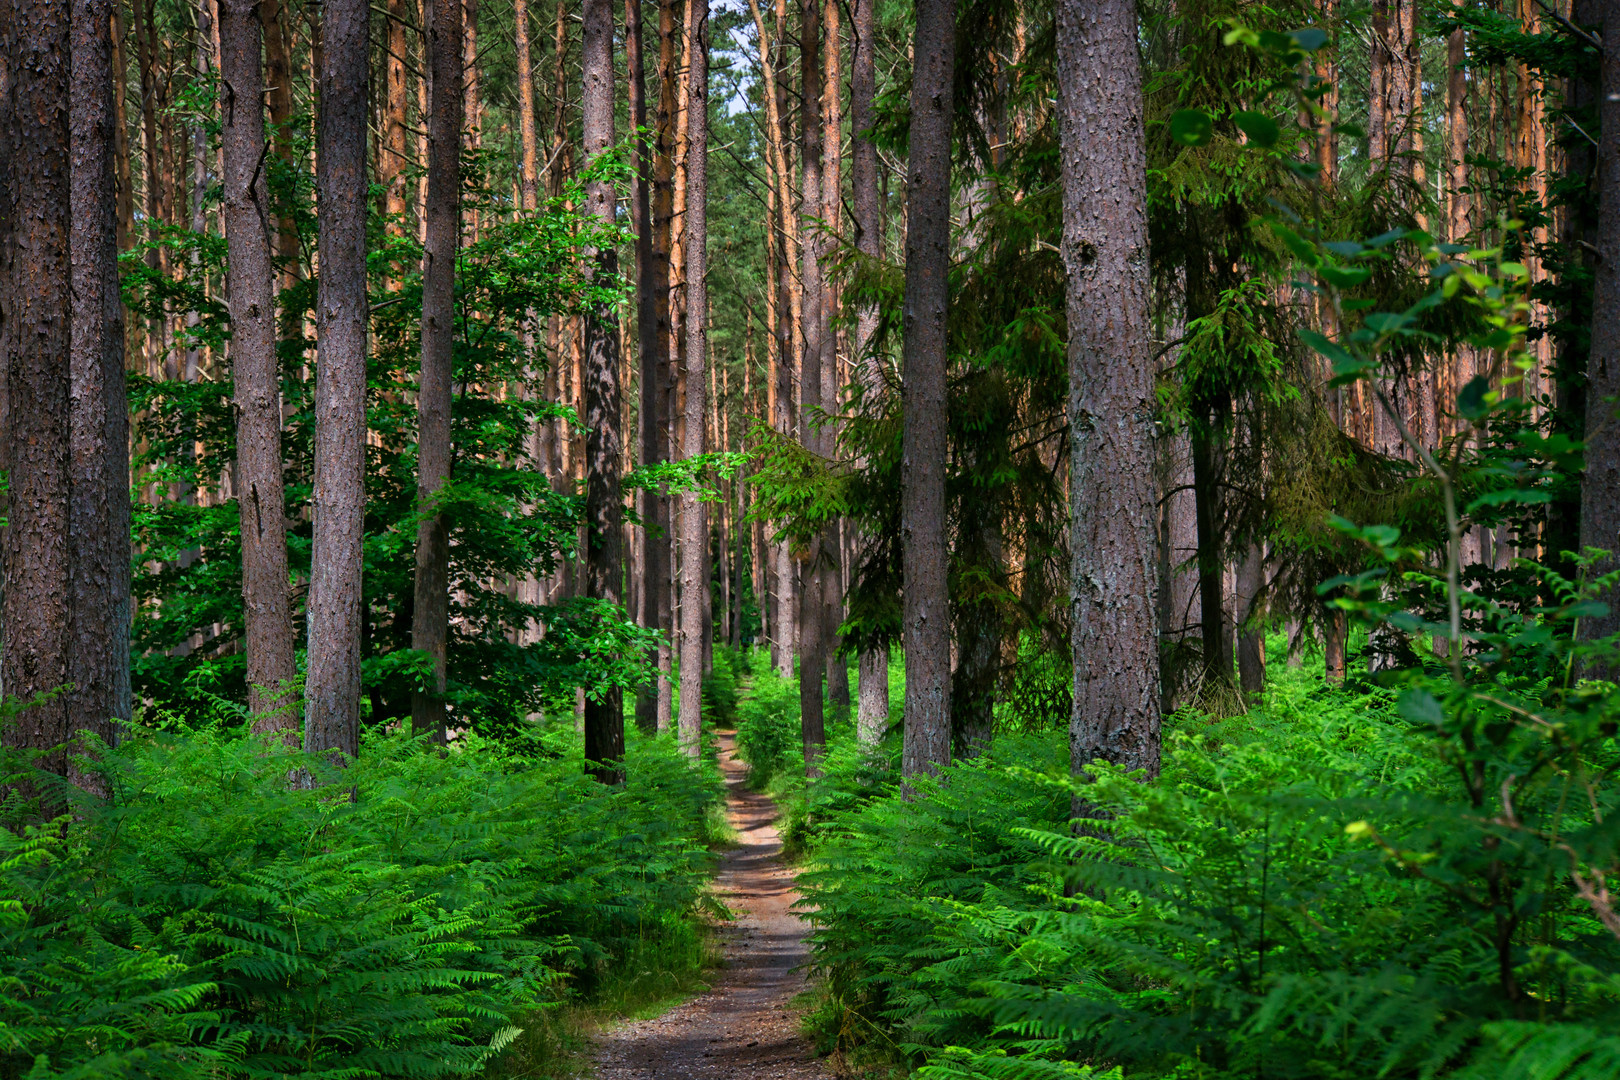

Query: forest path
[592,730,831,1080]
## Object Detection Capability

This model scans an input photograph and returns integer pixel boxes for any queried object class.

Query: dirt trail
[593,732,832,1080]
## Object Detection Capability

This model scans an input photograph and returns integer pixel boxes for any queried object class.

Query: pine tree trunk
[678,0,709,757]
[899,0,954,781]
[411,0,462,742]
[1,0,73,790]
[850,0,887,747]
[1236,543,1265,696]
[1580,0,1620,648]
[651,0,679,733]
[261,0,298,276]
[305,0,369,762]
[220,0,298,732]
[69,0,133,780]
[515,0,539,209]
[798,0,827,772]
[820,0,849,720]
[582,0,626,779]
[1058,0,1161,780]
[383,0,412,227]
[1190,414,1231,694]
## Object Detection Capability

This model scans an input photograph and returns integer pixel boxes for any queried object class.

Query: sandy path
[593,732,831,1080]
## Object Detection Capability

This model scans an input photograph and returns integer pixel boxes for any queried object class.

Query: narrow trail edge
[592,731,832,1080]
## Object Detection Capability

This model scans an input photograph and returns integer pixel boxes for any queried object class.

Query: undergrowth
[1,720,726,1079]
[785,636,1620,1080]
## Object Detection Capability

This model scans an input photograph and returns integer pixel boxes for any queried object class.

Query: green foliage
[0,724,722,1079]
[734,651,802,789]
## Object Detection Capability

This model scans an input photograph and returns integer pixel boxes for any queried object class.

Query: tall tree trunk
[631,0,669,736]
[134,0,167,374]
[1190,413,1232,694]
[411,0,462,741]
[1,0,73,790]
[262,0,298,275]
[583,0,626,778]
[112,2,133,257]
[383,0,412,229]
[1058,0,1161,780]
[305,0,369,761]
[850,0,887,747]
[821,0,849,720]
[220,0,298,731]
[1313,0,1337,185]
[652,0,679,733]
[70,0,133,783]
[515,0,539,209]
[679,33,709,757]
[798,0,827,772]
[1580,0,1620,647]
[899,0,954,781]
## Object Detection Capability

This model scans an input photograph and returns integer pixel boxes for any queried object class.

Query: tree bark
[1580,0,1620,646]
[679,0,709,759]
[1236,543,1265,696]
[798,0,827,772]
[850,0,886,748]
[583,0,626,778]
[515,0,540,209]
[305,0,369,762]
[1058,0,1161,780]
[651,0,679,733]
[899,0,954,781]
[383,0,412,228]
[220,0,298,731]
[820,0,849,721]
[70,0,133,779]
[411,0,462,742]
[261,0,298,275]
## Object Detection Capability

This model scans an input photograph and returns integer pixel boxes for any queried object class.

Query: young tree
[582,0,626,779]
[899,0,955,780]
[679,0,710,760]
[412,0,463,741]
[220,0,298,732]
[849,0,888,748]
[305,0,369,761]
[1057,0,1161,780]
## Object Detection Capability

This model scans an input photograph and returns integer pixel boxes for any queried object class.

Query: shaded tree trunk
[1236,543,1265,697]
[678,0,709,758]
[850,0,887,748]
[1190,414,1232,694]
[1580,0,1620,646]
[70,0,133,778]
[582,0,626,779]
[798,0,827,772]
[220,0,298,731]
[383,0,412,228]
[261,0,298,275]
[899,0,955,781]
[1058,0,1161,780]
[411,0,462,741]
[652,0,680,732]
[305,0,369,761]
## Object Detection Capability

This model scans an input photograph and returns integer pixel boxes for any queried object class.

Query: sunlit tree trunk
[1058,0,1161,780]
[821,0,849,719]
[411,0,462,742]
[899,0,955,781]
[651,0,679,732]
[305,0,369,762]
[583,0,627,778]
[383,0,412,229]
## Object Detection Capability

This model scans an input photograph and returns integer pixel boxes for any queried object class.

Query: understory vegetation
[732,629,1620,1080]
[0,723,725,1079]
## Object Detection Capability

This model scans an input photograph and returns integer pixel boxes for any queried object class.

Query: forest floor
[592,730,833,1080]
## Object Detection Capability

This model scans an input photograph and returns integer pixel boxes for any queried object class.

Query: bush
[734,653,801,788]
[0,722,723,1079]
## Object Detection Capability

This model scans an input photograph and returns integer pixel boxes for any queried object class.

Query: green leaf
[1170,109,1213,147]
[1466,489,1553,512]
[1233,110,1281,148]
[1319,265,1370,288]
